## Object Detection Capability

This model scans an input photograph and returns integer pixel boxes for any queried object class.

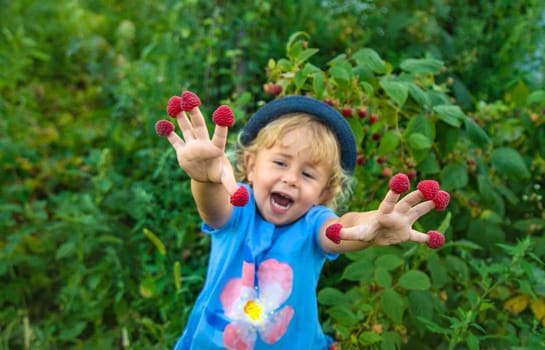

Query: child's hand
[323,174,450,251]
[157,91,240,199]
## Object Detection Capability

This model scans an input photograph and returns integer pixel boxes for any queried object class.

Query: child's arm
[319,182,445,254]
[158,92,241,229]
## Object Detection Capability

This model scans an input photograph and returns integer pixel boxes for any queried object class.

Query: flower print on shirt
[220,259,294,350]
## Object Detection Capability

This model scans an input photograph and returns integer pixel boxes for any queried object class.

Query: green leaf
[477,174,495,205]
[375,254,405,271]
[294,48,319,66]
[286,31,310,55]
[352,48,387,74]
[329,65,351,83]
[440,163,468,191]
[328,304,358,325]
[380,79,408,107]
[143,228,166,256]
[407,82,432,107]
[467,333,480,350]
[56,241,76,259]
[436,122,459,156]
[377,130,400,155]
[437,211,452,233]
[360,81,375,95]
[381,331,402,350]
[417,153,440,174]
[405,114,435,140]
[491,147,530,180]
[400,58,444,75]
[318,287,347,306]
[59,321,87,340]
[346,118,364,145]
[408,133,433,151]
[342,260,374,282]
[433,105,465,127]
[313,72,325,99]
[174,261,182,290]
[397,270,431,290]
[464,117,490,148]
[381,289,404,323]
[359,331,382,346]
[408,291,434,321]
[375,267,392,288]
[427,256,449,288]
[293,69,306,89]
[527,90,545,106]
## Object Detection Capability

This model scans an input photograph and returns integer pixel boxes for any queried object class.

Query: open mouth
[271,192,293,211]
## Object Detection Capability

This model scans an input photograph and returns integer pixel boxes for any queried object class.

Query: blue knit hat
[240,95,357,173]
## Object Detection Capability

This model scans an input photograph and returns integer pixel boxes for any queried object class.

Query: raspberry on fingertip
[389,173,410,194]
[325,224,343,244]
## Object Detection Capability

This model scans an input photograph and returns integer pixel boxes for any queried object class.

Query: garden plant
[1,1,545,349]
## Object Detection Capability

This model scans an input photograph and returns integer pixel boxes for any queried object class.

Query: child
[158,93,445,350]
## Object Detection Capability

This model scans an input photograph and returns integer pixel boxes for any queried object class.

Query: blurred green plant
[1,0,544,348]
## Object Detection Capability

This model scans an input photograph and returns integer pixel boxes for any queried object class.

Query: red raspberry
[358,109,368,118]
[433,190,450,210]
[154,120,174,137]
[230,186,249,206]
[427,230,445,249]
[341,108,353,117]
[325,223,342,244]
[166,96,182,118]
[263,83,282,96]
[180,91,201,111]
[417,180,440,200]
[212,105,235,127]
[389,173,410,194]
[369,114,379,124]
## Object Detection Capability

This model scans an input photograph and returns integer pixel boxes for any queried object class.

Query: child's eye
[273,160,286,167]
[302,171,315,179]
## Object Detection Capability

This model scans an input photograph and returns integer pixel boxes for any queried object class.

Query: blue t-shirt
[174,184,338,350]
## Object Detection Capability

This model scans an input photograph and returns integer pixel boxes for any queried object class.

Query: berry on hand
[181,91,201,111]
[212,105,235,127]
[389,173,410,194]
[427,230,445,249]
[417,180,440,200]
[167,96,182,118]
[155,120,175,137]
[325,223,343,244]
[230,186,249,207]
[433,190,450,210]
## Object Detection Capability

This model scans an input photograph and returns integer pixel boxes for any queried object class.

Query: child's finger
[377,190,400,214]
[166,131,185,150]
[210,105,235,150]
[186,108,209,139]
[175,111,196,141]
[406,201,436,224]
[326,223,371,244]
[220,162,239,196]
[394,190,426,213]
[408,230,429,243]
[211,125,229,151]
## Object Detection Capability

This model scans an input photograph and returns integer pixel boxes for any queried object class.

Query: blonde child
[157,93,444,350]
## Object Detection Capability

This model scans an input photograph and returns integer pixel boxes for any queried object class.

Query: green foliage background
[1,0,545,349]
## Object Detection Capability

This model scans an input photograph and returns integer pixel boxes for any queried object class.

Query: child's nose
[282,170,298,186]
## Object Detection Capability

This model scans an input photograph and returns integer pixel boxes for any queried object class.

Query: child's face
[245,128,331,226]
